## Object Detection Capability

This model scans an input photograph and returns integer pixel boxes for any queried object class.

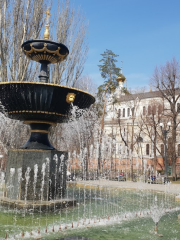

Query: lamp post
[160,122,171,182]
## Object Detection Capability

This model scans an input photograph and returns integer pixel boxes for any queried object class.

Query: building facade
[104,73,180,177]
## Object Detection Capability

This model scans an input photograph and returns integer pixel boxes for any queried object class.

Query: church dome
[116,71,126,83]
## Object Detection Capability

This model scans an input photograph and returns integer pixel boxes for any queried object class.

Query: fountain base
[0,197,76,212]
[5,149,67,201]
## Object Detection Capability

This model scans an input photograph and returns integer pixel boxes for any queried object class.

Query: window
[161,144,164,156]
[152,105,156,115]
[178,144,180,156]
[127,108,130,117]
[143,106,146,115]
[168,137,172,147]
[158,104,163,115]
[130,143,133,151]
[146,144,150,155]
[148,105,152,115]
[123,108,125,117]
[177,103,180,113]
[117,109,121,118]
[131,107,134,117]
[137,137,143,142]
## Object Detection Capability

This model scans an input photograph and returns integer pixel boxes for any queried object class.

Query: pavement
[75,179,180,196]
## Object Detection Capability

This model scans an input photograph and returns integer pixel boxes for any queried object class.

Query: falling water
[0,109,180,239]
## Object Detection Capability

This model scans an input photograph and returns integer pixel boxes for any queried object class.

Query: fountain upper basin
[0,82,95,123]
[21,39,69,64]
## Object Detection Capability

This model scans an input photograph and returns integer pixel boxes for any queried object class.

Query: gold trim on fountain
[0,81,95,99]
[23,43,65,57]
[23,120,57,125]
[31,130,49,134]
[23,43,68,63]
[8,110,68,117]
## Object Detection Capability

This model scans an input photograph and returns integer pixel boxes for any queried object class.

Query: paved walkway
[76,179,180,196]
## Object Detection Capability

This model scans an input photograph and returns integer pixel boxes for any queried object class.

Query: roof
[116,89,180,102]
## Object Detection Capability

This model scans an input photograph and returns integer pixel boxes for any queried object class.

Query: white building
[104,72,180,176]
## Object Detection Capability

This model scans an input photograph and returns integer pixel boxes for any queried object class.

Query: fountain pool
[0,179,180,239]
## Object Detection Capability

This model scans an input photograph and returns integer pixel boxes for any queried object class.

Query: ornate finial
[44,9,51,39]
[121,60,123,73]
[116,61,126,83]
[45,9,51,24]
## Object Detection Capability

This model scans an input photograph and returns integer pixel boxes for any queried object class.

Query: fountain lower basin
[0,197,76,212]
[0,181,179,240]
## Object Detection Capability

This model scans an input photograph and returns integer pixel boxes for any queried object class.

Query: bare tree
[139,98,165,172]
[116,93,142,180]
[74,75,97,95]
[151,58,180,180]
[0,0,88,88]
[0,0,47,82]
[50,0,88,86]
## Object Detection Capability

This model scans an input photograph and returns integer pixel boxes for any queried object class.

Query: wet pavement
[75,179,180,195]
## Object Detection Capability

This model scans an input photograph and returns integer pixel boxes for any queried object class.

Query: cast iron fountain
[0,10,95,206]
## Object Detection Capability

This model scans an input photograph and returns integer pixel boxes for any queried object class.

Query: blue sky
[66,0,180,90]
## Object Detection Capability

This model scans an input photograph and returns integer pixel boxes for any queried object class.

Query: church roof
[116,89,180,102]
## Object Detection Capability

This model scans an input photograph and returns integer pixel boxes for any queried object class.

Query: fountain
[0,10,180,240]
[0,9,95,211]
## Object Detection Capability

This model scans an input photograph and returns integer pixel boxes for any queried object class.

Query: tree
[151,58,180,180]
[0,0,88,88]
[139,98,165,172]
[117,93,142,180]
[97,49,121,128]
[98,49,121,96]
[50,0,88,86]
[96,49,120,173]
[74,75,97,95]
[0,0,47,82]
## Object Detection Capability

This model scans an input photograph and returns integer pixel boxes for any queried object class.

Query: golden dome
[116,70,126,83]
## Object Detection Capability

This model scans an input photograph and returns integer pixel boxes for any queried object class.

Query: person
[151,175,153,183]
[118,171,125,181]
[153,175,156,183]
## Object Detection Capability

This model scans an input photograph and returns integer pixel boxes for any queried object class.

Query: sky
[61,0,180,91]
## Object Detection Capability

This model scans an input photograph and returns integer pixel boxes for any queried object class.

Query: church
[104,71,180,178]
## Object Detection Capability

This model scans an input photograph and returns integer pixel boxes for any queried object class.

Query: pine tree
[98,49,121,96]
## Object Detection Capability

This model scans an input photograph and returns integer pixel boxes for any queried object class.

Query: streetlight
[160,122,171,182]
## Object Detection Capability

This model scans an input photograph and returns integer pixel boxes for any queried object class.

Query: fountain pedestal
[4,149,67,201]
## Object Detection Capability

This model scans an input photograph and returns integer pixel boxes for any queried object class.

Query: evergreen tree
[98,49,121,96]
[95,50,121,172]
